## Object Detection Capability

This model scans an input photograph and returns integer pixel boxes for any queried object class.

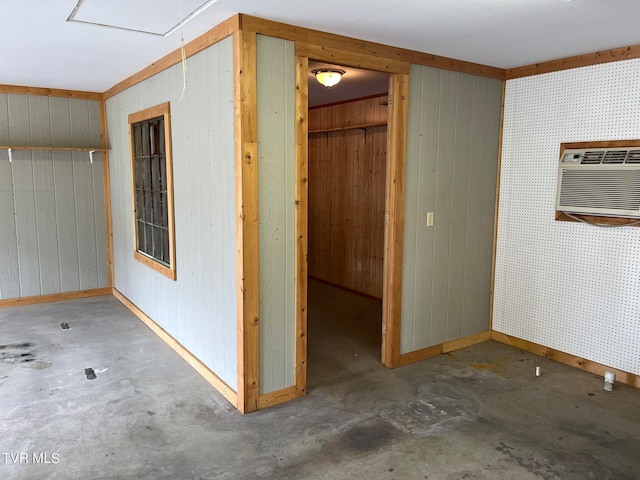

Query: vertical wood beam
[294,55,309,398]
[99,99,114,289]
[234,29,260,413]
[381,73,409,368]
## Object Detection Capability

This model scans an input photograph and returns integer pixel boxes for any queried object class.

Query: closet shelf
[0,145,106,152]
[308,122,387,134]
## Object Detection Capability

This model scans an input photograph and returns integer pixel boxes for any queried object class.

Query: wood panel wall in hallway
[308,95,388,298]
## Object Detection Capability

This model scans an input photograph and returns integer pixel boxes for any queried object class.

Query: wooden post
[99,99,114,289]
[294,55,309,398]
[381,73,409,368]
[234,29,260,413]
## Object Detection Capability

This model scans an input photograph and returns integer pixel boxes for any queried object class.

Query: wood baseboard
[258,386,298,410]
[397,330,491,367]
[443,331,493,353]
[491,331,640,388]
[112,288,238,408]
[0,287,112,308]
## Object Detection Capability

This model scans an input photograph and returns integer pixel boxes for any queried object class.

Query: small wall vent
[556,146,640,218]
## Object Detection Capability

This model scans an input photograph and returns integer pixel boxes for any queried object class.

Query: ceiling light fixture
[312,69,345,88]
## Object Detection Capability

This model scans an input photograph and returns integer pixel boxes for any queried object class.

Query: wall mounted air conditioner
[556,147,640,218]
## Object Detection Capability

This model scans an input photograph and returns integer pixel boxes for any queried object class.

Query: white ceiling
[2,0,640,94]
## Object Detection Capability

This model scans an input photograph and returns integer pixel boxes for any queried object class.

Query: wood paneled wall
[401,65,502,353]
[308,95,388,298]
[0,94,108,300]
[105,37,238,391]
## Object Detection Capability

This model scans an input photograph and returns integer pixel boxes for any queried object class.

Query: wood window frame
[128,102,177,280]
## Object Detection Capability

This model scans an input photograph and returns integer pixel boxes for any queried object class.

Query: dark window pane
[141,121,150,157]
[131,112,171,268]
[137,220,145,251]
[135,158,144,190]
[136,188,144,221]
[133,124,142,158]
[160,155,167,192]
[143,157,151,191]
[160,192,168,228]
[162,228,169,263]
[144,188,152,224]
[152,184,161,226]
[157,120,166,156]
[144,223,153,255]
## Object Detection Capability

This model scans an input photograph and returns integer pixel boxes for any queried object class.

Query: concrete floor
[2,281,640,480]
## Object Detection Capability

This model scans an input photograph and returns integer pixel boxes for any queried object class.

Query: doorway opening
[306,60,390,389]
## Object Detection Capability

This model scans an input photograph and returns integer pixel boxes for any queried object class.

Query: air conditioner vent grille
[603,150,628,164]
[581,151,605,164]
[626,150,640,164]
[559,170,640,212]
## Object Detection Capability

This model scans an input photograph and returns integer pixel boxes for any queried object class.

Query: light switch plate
[427,211,434,227]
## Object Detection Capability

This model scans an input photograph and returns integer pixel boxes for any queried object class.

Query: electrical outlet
[357,262,362,272]
[426,211,434,227]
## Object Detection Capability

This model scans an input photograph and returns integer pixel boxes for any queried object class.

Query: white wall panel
[32,150,60,295]
[54,151,81,292]
[0,93,107,300]
[12,150,41,296]
[106,37,238,390]
[495,59,640,375]
[402,65,502,353]
[0,94,9,143]
[256,35,296,394]
[0,149,20,299]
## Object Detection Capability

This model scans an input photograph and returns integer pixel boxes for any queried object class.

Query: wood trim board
[258,386,298,409]
[99,100,115,288]
[397,331,492,367]
[294,54,309,400]
[506,44,640,79]
[128,102,177,281]
[560,139,640,151]
[0,288,112,308]
[491,331,640,388]
[234,29,260,414]
[241,15,504,80]
[381,73,409,368]
[113,289,238,406]
[554,211,640,227]
[296,42,410,75]
[0,84,102,100]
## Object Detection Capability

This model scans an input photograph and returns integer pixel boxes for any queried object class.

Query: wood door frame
[294,44,410,397]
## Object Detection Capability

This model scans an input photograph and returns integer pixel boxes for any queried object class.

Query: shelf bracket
[8,148,12,164]
[89,150,95,164]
